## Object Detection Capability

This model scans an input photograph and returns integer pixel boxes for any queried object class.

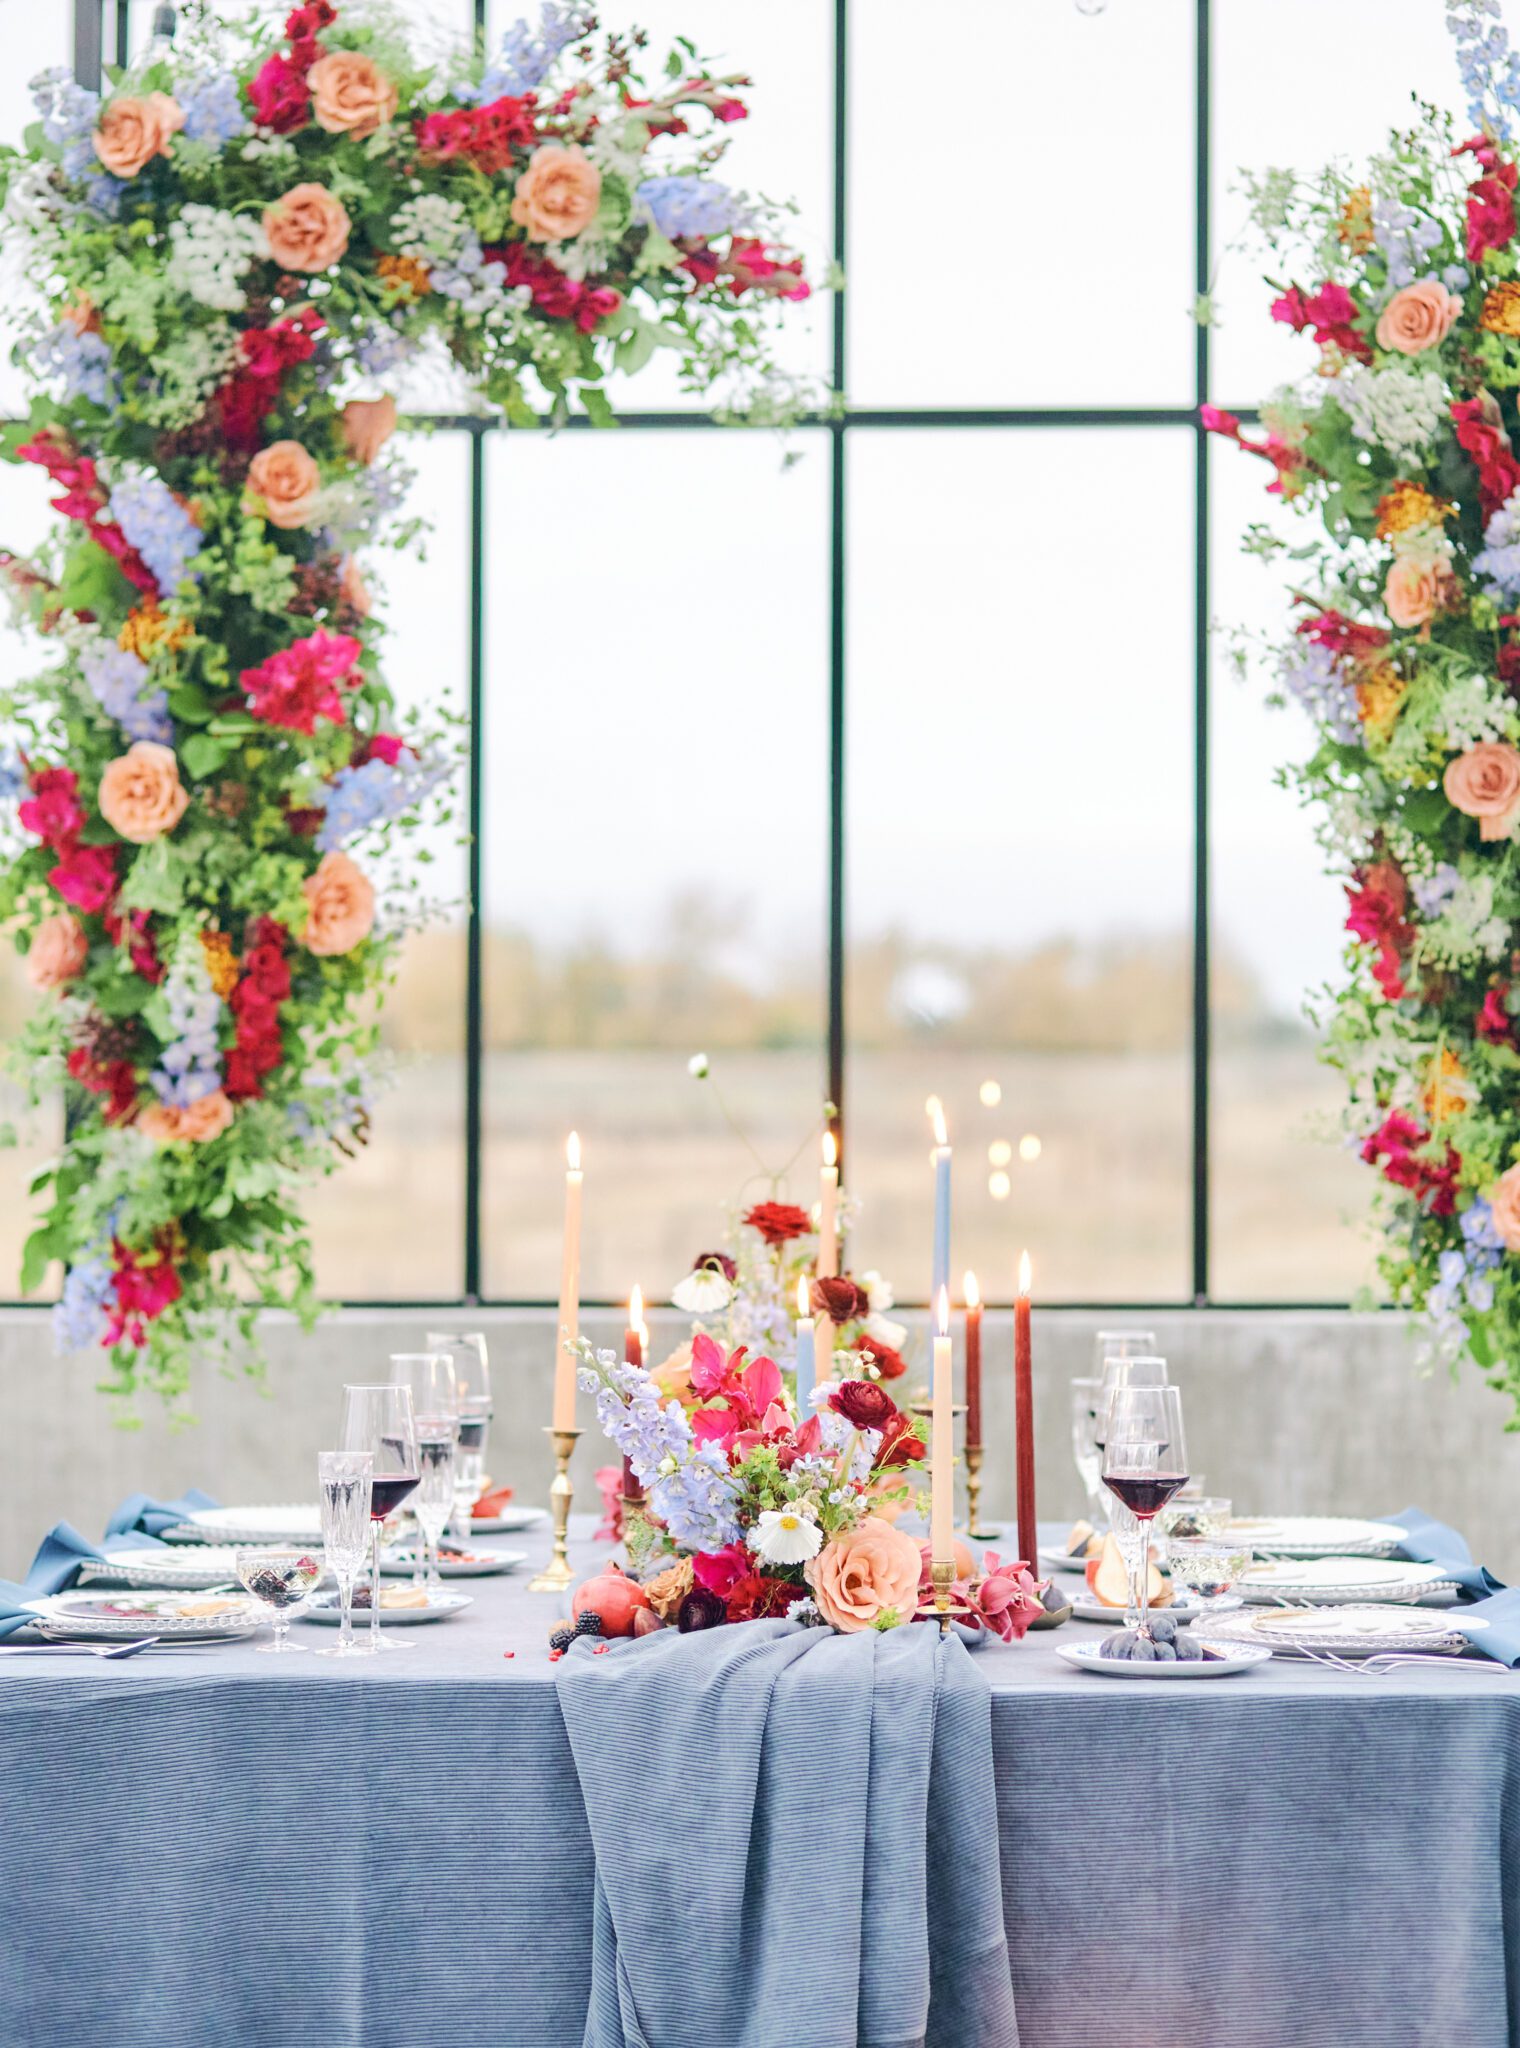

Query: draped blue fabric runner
[104,1488,219,1539]
[0,1519,173,1639]
[554,1618,1018,2048]
[1382,1505,1520,1663]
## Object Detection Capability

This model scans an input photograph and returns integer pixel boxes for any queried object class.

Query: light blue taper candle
[929,1097,952,1330]
[794,1289,816,1418]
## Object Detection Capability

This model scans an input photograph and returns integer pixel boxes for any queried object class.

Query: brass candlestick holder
[963,1443,1002,1541]
[528,1424,581,1593]
[910,1399,978,1537]
[928,1556,972,1635]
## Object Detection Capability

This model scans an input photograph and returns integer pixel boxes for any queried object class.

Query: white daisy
[749,1507,823,1566]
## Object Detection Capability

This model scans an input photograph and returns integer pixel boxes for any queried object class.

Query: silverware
[1354,1652,1511,1676]
[0,1636,164,1660]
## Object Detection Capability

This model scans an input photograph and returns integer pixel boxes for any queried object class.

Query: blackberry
[573,1611,604,1638]
[548,1624,576,1652]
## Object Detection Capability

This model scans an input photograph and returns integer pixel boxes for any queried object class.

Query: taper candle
[931,1285,954,1569]
[794,1273,816,1420]
[964,1270,983,1452]
[928,1097,952,1321]
[1013,1249,1036,1568]
[553,1131,583,1431]
[623,1285,645,1503]
[818,1129,839,1278]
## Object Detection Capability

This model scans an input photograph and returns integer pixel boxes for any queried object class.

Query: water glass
[1166,1535,1254,1612]
[1069,1377,1107,1527]
[1160,1493,1231,1540]
[235,1548,323,1654]
[391,1351,457,1590]
[427,1332,491,1535]
[316,1450,373,1658]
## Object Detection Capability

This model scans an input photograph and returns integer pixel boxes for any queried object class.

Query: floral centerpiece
[572,1330,1044,1640]
[1208,1,1520,1416]
[0,1,811,1397]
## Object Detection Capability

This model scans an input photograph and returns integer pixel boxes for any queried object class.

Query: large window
[9,0,1460,1308]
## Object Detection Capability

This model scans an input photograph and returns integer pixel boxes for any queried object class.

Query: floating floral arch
[0,0,811,1397]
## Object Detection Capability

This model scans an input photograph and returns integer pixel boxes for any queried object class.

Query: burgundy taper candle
[1013,1251,1036,1568]
[622,1289,646,1504]
[963,1271,983,1451]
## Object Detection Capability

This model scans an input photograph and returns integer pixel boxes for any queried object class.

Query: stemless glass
[339,1383,419,1654]
[391,1351,458,1593]
[316,1449,373,1658]
[1102,1384,1189,1642]
[1069,1378,1108,1528]
[427,1332,492,1537]
[235,1548,323,1653]
[1166,1534,1254,1613]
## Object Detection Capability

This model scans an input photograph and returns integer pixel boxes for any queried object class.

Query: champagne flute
[427,1332,492,1536]
[1102,1384,1188,1642]
[339,1384,419,1654]
[391,1350,457,1596]
[315,1450,373,1658]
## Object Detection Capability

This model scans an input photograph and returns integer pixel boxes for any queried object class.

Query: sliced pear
[1084,1532,1169,1607]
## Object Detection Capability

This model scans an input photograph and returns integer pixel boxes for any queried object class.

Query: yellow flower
[118,602,191,659]
[1374,481,1454,542]
[199,928,239,999]
[1338,185,1375,254]
[1481,280,1520,336]
[376,252,431,301]
[1356,660,1407,738]
[1423,1047,1472,1124]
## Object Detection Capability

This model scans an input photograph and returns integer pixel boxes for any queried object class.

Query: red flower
[683,237,809,302]
[965,1553,1046,1643]
[675,1587,728,1632]
[1451,395,1520,519]
[105,1233,183,1348]
[66,1047,138,1125]
[1345,860,1413,1002]
[1478,984,1516,1045]
[1360,1110,1459,1217]
[875,1409,926,1468]
[355,732,407,767]
[743,1200,813,1246]
[724,1572,802,1623]
[1456,138,1519,261]
[829,1378,896,1432]
[103,906,163,985]
[489,244,622,332]
[810,1274,869,1323]
[691,1543,748,1597]
[855,1332,907,1382]
[414,95,538,176]
[1498,642,1520,696]
[241,628,362,733]
[239,311,322,380]
[226,917,290,1101]
[50,843,119,916]
[17,434,156,594]
[1269,280,1369,359]
[19,767,85,847]
[248,53,311,132]
[1296,609,1389,664]
[1200,404,1241,440]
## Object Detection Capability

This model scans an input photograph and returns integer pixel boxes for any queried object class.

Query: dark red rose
[690,1249,738,1282]
[876,1410,927,1468]
[811,1274,869,1323]
[724,1573,803,1624]
[675,1587,728,1633]
[1359,1110,1459,1217]
[1346,860,1413,1003]
[856,1333,907,1382]
[1478,984,1516,1045]
[830,1379,897,1432]
[1451,395,1520,519]
[743,1201,813,1246]
[1499,642,1520,696]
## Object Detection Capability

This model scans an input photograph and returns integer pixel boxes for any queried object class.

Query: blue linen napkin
[1379,1506,1505,1597]
[104,1488,218,1539]
[555,1618,1019,2048]
[0,1519,169,1640]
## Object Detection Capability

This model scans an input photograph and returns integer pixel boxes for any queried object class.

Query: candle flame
[936,1284,950,1337]
[629,1283,643,1324]
[821,1128,837,1169]
[566,1130,581,1172]
[964,1270,980,1311]
[797,1273,812,1319]
[927,1096,948,1147]
[1018,1248,1032,1295]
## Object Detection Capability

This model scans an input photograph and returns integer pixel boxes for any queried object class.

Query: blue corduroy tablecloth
[0,1515,1517,2048]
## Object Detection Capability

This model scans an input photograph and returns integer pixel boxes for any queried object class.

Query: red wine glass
[1102,1384,1188,1642]
[340,1383,419,1654]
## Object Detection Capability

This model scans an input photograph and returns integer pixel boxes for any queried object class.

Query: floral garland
[1212,1,1520,1414]
[0,2,811,1398]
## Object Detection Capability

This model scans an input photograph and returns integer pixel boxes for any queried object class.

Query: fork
[0,1636,164,1660]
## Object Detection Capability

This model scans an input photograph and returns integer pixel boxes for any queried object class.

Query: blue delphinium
[109,475,205,595]
[1372,194,1444,293]
[37,323,114,406]
[53,1254,114,1354]
[0,751,25,804]
[29,66,99,178]
[576,1342,743,1548]
[1278,640,1360,744]
[80,640,173,745]
[1474,488,1520,600]
[465,3,592,100]
[314,753,448,853]
[1446,0,1520,142]
[150,956,223,1109]
[179,75,247,146]
[1429,1197,1505,1326]
[1413,863,1462,918]
[637,176,749,241]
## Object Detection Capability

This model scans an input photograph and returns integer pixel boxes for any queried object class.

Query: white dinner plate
[161,1503,325,1546]
[77,1544,329,1593]
[381,1546,526,1579]
[1240,1556,1454,1605]
[28,1589,264,1642]
[1040,1545,1101,1577]
[1197,1604,1485,1658]
[1057,1639,1273,1680]
[1070,1593,1217,1626]
[1228,1516,1405,1560]
[472,1508,547,1534]
[298,1590,473,1626]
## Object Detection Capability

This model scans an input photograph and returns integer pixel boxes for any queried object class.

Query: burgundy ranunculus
[675,1587,728,1633]
[830,1378,896,1432]
[743,1200,813,1246]
[875,1410,927,1469]
[856,1333,907,1382]
[691,1249,738,1282]
[810,1274,869,1323]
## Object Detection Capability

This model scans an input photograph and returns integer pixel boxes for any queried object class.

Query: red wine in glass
[369,1472,420,1520]
[1104,1472,1187,1519]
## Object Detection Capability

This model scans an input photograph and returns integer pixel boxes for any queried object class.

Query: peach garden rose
[340,396,398,466]
[93,93,183,178]
[1384,555,1444,629]
[25,912,87,990]
[806,1514,923,1632]
[98,742,189,844]
[306,51,398,138]
[1489,1164,1520,1252]
[1443,741,1520,840]
[140,1090,235,1146]
[1375,279,1461,354]
[245,441,321,530]
[263,182,351,273]
[302,850,375,956]
[510,144,602,242]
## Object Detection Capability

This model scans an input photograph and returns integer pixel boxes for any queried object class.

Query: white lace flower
[672,1266,735,1315]
[166,205,267,313]
[1330,359,1448,466]
[390,193,470,263]
[749,1507,823,1566]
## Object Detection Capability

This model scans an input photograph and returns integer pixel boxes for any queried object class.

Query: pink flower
[241,628,361,733]
[968,1553,1047,1642]
[1376,279,1461,354]
[26,912,87,990]
[248,54,311,134]
[1455,138,1519,261]
[49,843,118,915]
[691,1544,749,1598]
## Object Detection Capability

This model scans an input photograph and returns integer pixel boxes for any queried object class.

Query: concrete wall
[3,1306,1517,1579]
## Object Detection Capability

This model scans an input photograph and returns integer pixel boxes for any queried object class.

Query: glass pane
[0,8,75,417]
[304,432,471,1297]
[1212,0,1465,408]
[1209,444,1375,1300]
[485,0,833,410]
[481,426,831,1300]
[846,427,1194,1304]
[850,0,1195,407]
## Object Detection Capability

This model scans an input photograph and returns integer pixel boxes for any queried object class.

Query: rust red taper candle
[1013,1249,1036,1568]
[622,1285,646,1504]
[963,1270,983,1451]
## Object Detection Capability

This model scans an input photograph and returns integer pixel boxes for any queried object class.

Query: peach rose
[340,395,397,466]
[302,849,375,956]
[510,144,602,242]
[1376,279,1461,355]
[1444,741,1520,841]
[1488,1165,1520,1251]
[263,183,352,273]
[93,92,184,178]
[306,51,398,138]
[340,555,372,617]
[805,1514,923,1633]
[1384,555,1444,629]
[140,1090,235,1146]
[245,440,321,530]
[98,741,189,844]
[650,1340,695,1405]
[26,912,87,991]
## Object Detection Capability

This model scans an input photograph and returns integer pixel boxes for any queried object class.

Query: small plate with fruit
[381,1544,527,1578]
[1058,1615,1272,1679]
[1041,1520,1105,1575]
[299,1587,474,1626]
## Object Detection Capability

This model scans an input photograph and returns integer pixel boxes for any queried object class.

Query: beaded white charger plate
[1070,1593,1214,1626]
[28,1589,264,1641]
[381,1546,527,1579]
[1228,1516,1405,1559]
[298,1590,473,1626]
[78,1544,328,1593]
[1240,1557,1454,1606]
[1196,1604,1484,1657]
[1058,1640,1273,1679]
[471,1508,548,1534]
[161,1503,325,1547]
